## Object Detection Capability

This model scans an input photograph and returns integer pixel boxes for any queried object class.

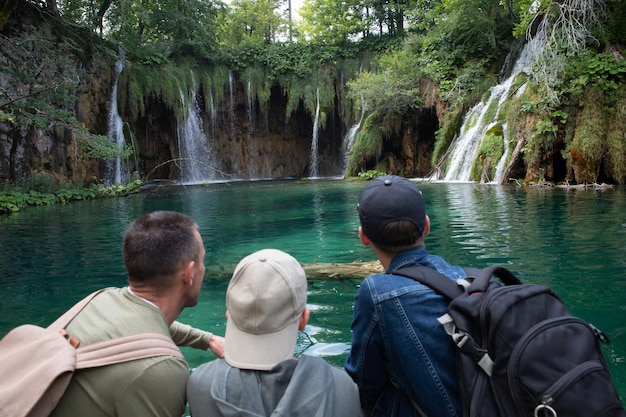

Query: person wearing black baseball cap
[345,175,465,417]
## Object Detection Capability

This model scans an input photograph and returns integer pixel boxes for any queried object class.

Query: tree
[79,0,222,57]
[298,0,366,44]
[529,0,607,104]
[217,0,286,47]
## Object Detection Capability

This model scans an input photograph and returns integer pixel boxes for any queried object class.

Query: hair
[123,211,201,286]
[370,220,423,253]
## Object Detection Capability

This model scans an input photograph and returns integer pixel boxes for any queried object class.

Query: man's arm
[170,321,225,358]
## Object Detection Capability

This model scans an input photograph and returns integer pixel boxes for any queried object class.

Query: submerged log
[555,182,614,190]
[206,260,383,281]
[302,260,383,280]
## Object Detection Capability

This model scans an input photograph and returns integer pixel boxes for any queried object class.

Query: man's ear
[358,226,371,246]
[182,260,195,286]
[422,215,431,238]
[298,308,310,331]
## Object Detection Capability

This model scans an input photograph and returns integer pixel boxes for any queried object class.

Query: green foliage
[74,126,132,160]
[200,65,231,113]
[604,0,626,44]
[242,65,270,110]
[567,86,607,183]
[513,0,550,38]
[95,179,143,197]
[0,24,81,130]
[280,63,337,123]
[0,180,143,215]
[432,108,464,166]
[562,52,626,106]
[604,84,626,184]
[216,0,284,48]
[419,0,515,84]
[0,190,56,214]
[102,0,221,59]
[299,0,366,45]
[357,169,386,180]
[262,43,315,79]
[346,48,423,121]
[18,174,56,194]
[119,62,198,120]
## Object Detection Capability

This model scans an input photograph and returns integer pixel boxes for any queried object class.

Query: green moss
[199,65,230,116]
[471,124,504,181]
[345,114,383,176]
[567,86,607,183]
[119,62,197,120]
[604,85,626,184]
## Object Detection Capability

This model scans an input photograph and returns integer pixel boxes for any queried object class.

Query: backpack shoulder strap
[75,332,184,369]
[392,265,464,300]
[464,265,522,293]
[47,290,185,369]
[47,289,109,332]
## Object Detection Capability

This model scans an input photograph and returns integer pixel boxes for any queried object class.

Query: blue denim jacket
[345,247,465,417]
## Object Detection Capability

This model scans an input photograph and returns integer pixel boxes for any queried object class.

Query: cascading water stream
[105,58,130,185]
[177,85,217,184]
[343,94,366,169]
[229,70,236,139]
[246,77,256,178]
[342,94,367,173]
[492,125,510,183]
[443,39,539,182]
[208,87,217,139]
[309,88,320,178]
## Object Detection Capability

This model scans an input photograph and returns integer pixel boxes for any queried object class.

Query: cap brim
[224,317,299,371]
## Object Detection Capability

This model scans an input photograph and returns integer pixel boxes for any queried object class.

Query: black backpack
[393,264,626,417]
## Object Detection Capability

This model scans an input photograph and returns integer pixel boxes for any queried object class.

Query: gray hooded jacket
[187,354,361,417]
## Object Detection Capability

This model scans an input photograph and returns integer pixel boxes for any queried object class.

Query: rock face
[124,84,348,182]
[0,3,439,185]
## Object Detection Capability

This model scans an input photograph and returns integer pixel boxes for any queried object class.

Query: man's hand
[208,335,225,358]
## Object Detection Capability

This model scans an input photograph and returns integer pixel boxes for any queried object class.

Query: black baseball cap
[357,175,426,246]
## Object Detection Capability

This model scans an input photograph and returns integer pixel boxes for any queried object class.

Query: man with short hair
[50,210,224,417]
[187,248,361,417]
[345,175,464,417]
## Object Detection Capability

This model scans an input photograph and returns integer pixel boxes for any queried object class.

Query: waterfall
[246,77,256,178]
[309,88,320,178]
[208,86,217,139]
[105,58,130,185]
[492,125,510,183]
[343,94,366,169]
[246,78,255,137]
[229,70,236,139]
[344,95,366,152]
[177,86,217,184]
[444,39,538,182]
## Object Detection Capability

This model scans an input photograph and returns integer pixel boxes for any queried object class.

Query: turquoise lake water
[1,179,624,401]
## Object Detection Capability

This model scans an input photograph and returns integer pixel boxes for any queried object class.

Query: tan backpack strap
[47,289,108,332]
[75,332,184,369]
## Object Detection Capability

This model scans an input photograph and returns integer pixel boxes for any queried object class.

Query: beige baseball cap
[224,249,307,370]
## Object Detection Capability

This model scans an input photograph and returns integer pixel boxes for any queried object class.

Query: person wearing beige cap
[187,248,361,417]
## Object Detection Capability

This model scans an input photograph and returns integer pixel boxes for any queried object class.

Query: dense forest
[1,0,625,201]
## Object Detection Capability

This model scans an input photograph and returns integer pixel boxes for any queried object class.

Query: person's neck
[372,247,395,271]
[128,285,182,324]
[373,243,426,272]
